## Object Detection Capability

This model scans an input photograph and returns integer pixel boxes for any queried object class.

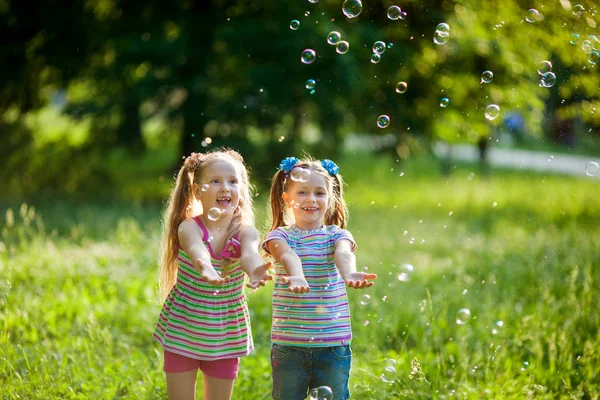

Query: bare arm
[238,226,273,289]
[178,219,227,284]
[266,239,310,293]
[334,239,377,289]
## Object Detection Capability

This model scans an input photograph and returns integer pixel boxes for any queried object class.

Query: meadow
[1,152,599,399]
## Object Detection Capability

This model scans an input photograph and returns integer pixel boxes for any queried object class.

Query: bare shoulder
[178,218,202,238]
[239,225,260,241]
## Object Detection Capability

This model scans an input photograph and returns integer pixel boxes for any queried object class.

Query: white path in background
[432,142,600,179]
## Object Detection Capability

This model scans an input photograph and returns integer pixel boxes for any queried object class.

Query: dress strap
[192,216,210,242]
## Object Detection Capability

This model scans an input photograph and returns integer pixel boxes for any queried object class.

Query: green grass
[1,152,599,399]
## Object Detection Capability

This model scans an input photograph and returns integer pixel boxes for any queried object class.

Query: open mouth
[302,207,319,212]
[217,197,231,206]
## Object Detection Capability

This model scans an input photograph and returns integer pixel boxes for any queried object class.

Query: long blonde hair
[158,149,254,301]
[268,158,348,232]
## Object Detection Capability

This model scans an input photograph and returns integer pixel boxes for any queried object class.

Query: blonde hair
[268,157,348,232]
[158,148,254,301]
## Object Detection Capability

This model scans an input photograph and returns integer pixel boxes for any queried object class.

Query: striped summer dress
[153,217,253,360]
[263,225,357,347]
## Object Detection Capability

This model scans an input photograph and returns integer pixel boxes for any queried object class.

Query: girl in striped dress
[263,157,377,400]
[154,149,272,400]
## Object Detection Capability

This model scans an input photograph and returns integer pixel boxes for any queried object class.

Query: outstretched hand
[282,276,310,294]
[246,261,274,289]
[196,259,229,285]
[343,272,377,289]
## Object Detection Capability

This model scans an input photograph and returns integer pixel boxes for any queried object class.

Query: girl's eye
[211,179,219,184]
[230,179,238,184]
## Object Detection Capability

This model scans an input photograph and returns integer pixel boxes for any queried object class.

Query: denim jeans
[271,344,352,400]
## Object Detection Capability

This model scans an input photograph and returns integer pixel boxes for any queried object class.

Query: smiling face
[282,169,330,230]
[194,159,241,217]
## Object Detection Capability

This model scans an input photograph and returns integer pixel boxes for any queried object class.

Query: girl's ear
[282,191,290,208]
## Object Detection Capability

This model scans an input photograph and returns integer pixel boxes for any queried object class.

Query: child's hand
[246,261,274,289]
[195,259,229,285]
[343,272,377,289]
[282,276,310,293]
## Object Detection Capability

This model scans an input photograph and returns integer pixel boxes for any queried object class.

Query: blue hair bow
[279,157,300,173]
[321,159,339,175]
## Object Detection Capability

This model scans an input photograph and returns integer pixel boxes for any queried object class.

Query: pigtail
[158,157,199,301]
[268,170,289,232]
[325,173,349,229]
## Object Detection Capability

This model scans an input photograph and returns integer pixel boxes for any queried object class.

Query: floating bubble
[290,168,311,182]
[301,49,316,64]
[207,207,222,221]
[396,81,408,94]
[304,11,310,17]
[342,0,363,19]
[570,33,581,45]
[387,42,394,49]
[397,263,414,282]
[381,359,397,383]
[521,361,529,371]
[327,31,342,45]
[371,53,381,63]
[373,41,386,55]
[387,5,402,20]
[582,40,593,54]
[399,11,408,19]
[377,115,390,128]
[525,9,541,23]
[456,308,471,325]
[309,386,333,400]
[436,23,450,33]
[485,104,500,120]
[573,4,585,17]
[290,20,300,30]
[539,71,556,87]
[589,51,600,65]
[537,60,552,75]
[360,294,371,305]
[336,41,350,54]
[306,79,316,90]
[588,35,600,49]
[481,70,494,84]
[434,31,449,45]
[440,97,450,107]
[201,184,209,192]
[585,161,599,176]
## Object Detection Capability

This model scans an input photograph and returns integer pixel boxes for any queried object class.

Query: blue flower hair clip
[321,159,339,175]
[279,157,300,173]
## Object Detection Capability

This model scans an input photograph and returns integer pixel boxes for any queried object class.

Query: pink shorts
[163,350,240,379]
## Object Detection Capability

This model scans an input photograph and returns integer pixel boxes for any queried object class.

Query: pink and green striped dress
[153,217,253,360]
[263,224,357,347]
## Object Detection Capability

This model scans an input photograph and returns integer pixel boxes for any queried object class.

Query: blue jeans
[271,344,352,400]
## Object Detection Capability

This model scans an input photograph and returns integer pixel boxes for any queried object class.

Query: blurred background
[1,0,600,399]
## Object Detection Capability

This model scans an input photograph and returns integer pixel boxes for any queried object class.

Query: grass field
[1,152,599,399]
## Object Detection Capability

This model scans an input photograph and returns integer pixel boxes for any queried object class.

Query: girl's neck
[199,213,234,233]
[294,221,325,231]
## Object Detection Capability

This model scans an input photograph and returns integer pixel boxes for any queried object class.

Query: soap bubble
[387,6,402,20]
[290,20,300,30]
[537,60,552,75]
[456,308,471,325]
[539,71,556,88]
[327,31,342,45]
[570,33,581,45]
[207,207,222,221]
[440,97,450,107]
[399,11,408,19]
[201,184,209,192]
[305,79,316,90]
[377,115,390,128]
[360,294,371,305]
[582,40,593,54]
[396,81,408,94]
[373,41,386,55]
[480,70,494,84]
[397,263,414,282]
[301,49,316,64]
[381,359,397,383]
[309,386,333,400]
[573,4,585,17]
[434,31,449,45]
[342,0,362,18]
[336,41,350,54]
[436,23,450,33]
[525,9,541,23]
[585,162,599,176]
[484,104,500,120]
[589,50,600,65]
[290,168,311,182]
[371,53,381,63]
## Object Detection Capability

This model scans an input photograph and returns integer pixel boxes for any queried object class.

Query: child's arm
[334,239,377,289]
[266,239,310,293]
[238,226,273,289]
[178,219,227,284]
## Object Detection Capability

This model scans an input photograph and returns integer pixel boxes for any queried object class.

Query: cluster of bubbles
[380,359,397,383]
[309,386,333,400]
[525,8,543,23]
[327,31,350,55]
[387,5,407,21]
[377,114,390,128]
[207,207,222,221]
[306,79,316,94]
[371,40,387,63]
[585,161,599,177]
[580,35,600,65]
[455,308,471,325]
[434,23,450,45]
[537,60,556,88]
[342,0,362,19]
[290,167,311,182]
